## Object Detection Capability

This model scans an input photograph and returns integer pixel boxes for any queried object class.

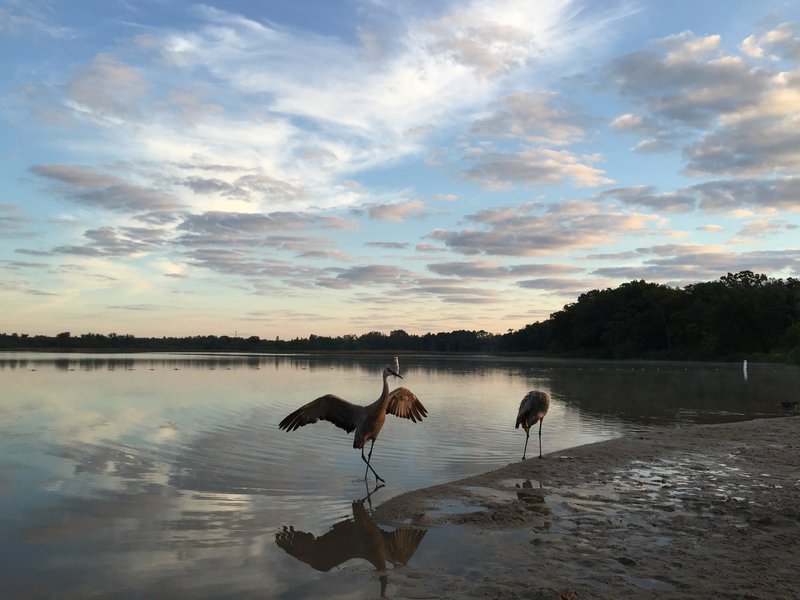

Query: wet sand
[373,416,800,599]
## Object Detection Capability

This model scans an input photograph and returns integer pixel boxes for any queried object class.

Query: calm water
[1,352,797,598]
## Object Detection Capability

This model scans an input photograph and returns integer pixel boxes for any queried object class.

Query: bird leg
[363,479,385,508]
[522,429,529,461]
[538,418,544,459]
[361,440,385,483]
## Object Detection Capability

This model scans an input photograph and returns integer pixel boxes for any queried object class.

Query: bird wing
[382,527,427,565]
[386,387,428,422]
[275,525,359,572]
[515,391,550,429]
[278,394,362,433]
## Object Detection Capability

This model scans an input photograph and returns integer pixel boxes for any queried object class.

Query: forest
[2,271,799,364]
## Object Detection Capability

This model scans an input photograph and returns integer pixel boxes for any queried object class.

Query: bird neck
[379,372,391,406]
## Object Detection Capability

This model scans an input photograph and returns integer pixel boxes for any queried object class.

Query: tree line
[2,271,799,363]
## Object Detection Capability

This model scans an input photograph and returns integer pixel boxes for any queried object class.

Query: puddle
[460,485,518,504]
[603,457,761,513]
[630,576,677,591]
[427,500,486,517]
[500,478,542,489]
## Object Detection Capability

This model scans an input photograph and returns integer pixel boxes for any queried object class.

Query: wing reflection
[276,485,427,597]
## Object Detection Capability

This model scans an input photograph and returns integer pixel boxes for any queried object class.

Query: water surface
[1,352,795,598]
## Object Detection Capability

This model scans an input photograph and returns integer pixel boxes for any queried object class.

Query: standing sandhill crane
[515,390,551,460]
[278,358,427,482]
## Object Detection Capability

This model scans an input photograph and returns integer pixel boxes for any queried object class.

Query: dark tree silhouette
[2,271,799,364]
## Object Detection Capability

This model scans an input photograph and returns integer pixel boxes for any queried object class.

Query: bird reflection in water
[275,484,427,598]
[516,479,550,517]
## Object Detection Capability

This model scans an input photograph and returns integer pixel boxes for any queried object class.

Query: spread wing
[275,525,357,572]
[386,388,427,422]
[278,394,363,433]
[382,527,427,566]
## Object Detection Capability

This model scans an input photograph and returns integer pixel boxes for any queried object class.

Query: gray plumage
[515,390,550,459]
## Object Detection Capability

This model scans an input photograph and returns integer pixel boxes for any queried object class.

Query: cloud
[156,89,224,127]
[608,32,769,127]
[165,210,359,282]
[610,112,647,132]
[433,193,458,202]
[462,88,610,189]
[735,218,798,239]
[417,290,499,305]
[152,2,513,153]
[739,35,764,59]
[747,21,800,63]
[589,244,800,286]
[365,242,410,249]
[610,113,681,153]
[25,288,59,296]
[400,278,503,303]
[65,54,148,120]
[422,0,637,76]
[517,277,604,296]
[660,31,721,61]
[470,91,588,145]
[427,260,582,279]
[684,113,800,177]
[180,173,307,204]
[429,200,661,256]
[0,4,73,38]
[462,147,613,189]
[597,186,696,213]
[106,303,172,312]
[424,6,543,78]
[122,0,629,203]
[608,24,800,177]
[13,0,635,309]
[691,177,800,212]
[367,200,426,222]
[315,264,413,289]
[52,226,170,258]
[175,210,356,249]
[1,259,49,271]
[31,164,185,213]
[182,248,314,281]
[0,204,30,236]
[600,177,800,213]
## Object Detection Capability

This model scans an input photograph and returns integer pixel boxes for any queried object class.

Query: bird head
[386,356,402,379]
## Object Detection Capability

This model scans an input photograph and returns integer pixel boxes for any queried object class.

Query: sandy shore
[372,415,800,599]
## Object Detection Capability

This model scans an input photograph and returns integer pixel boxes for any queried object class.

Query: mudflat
[373,416,800,599]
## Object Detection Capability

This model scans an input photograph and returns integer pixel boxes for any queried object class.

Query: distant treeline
[3,271,799,363]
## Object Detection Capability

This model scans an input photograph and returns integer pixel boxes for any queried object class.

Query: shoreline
[1,348,795,368]
[373,416,800,599]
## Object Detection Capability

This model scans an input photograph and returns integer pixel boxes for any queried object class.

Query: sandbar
[373,415,800,599]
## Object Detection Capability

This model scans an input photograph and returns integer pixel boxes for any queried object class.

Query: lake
[1,352,797,598]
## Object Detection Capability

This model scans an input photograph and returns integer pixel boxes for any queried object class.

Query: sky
[2,1,800,339]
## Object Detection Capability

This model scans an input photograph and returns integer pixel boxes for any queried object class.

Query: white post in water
[743,359,748,382]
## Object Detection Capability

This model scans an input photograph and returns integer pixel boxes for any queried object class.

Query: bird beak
[388,368,402,379]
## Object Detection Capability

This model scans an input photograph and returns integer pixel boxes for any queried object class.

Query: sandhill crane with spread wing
[515,390,551,460]
[278,358,427,482]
